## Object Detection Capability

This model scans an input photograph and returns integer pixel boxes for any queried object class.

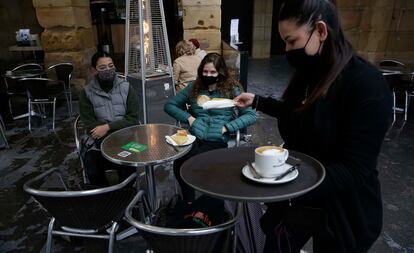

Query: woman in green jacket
[164,53,256,201]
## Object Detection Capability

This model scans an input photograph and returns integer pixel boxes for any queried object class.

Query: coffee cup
[254,146,289,178]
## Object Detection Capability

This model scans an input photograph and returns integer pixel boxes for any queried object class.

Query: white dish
[165,134,196,146]
[202,99,235,109]
[242,162,299,184]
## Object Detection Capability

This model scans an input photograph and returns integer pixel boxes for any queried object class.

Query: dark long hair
[191,53,241,98]
[279,0,354,110]
[91,51,113,68]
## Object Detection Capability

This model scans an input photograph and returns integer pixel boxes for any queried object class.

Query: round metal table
[101,124,192,210]
[181,146,325,203]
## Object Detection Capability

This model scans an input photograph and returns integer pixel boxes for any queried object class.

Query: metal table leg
[145,165,157,212]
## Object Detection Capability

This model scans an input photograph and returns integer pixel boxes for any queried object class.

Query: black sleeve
[254,95,286,119]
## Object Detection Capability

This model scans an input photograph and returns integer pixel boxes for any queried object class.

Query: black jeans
[84,149,135,187]
[261,201,336,253]
[173,139,227,201]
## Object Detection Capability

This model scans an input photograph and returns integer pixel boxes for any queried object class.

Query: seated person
[189,38,207,59]
[79,51,139,187]
[164,53,256,201]
[173,40,202,93]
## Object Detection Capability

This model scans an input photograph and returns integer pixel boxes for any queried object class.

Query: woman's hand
[90,124,110,139]
[188,116,196,126]
[234,93,255,108]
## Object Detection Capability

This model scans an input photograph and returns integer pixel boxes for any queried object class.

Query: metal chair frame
[4,63,43,119]
[20,77,57,131]
[46,63,74,117]
[11,63,43,71]
[23,168,137,253]
[404,72,414,121]
[379,60,414,124]
[125,190,240,253]
[74,115,89,183]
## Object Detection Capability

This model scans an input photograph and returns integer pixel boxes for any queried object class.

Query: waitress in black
[234,0,392,252]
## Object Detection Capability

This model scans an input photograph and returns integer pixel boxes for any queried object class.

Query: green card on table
[121,142,147,153]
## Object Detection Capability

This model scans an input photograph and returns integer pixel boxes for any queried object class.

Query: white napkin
[202,99,235,109]
[165,135,178,146]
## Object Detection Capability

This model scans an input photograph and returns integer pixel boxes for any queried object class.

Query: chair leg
[68,90,73,117]
[46,217,55,253]
[108,222,118,253]
[8,99,14,119]
[0,118,9,149]
[64,90,72,117]
[392,91,396,125]
[404,91,408,121]
[28,100,32,131]
[52,98,56,130]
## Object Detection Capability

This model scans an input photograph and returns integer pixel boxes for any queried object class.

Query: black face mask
[285,28,322,71]
[201,75,218,87]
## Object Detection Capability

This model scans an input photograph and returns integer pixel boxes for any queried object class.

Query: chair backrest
[126,191,238,253]
[12,63,43,71]
[24,168,136,230]
[46,63,74,88]
[5,64,43,94]
[19,78,56,100]
[379,59,407,68]
[4,76,24,94]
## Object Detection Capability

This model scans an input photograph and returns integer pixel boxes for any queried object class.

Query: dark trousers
[84,149,135,187]
[261,201,336,253]
[173,139,227,201]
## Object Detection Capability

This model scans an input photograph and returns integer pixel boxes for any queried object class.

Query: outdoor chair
[74,115,137,185]
[19,78,58,131]
[46,63,74,117]
[23,167,137,253]
[125,190,240,253]
[379,59,414,123]
[4,63,43,119]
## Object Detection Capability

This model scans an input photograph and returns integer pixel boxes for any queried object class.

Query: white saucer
[242,162,299,184]
[165,134,196,146]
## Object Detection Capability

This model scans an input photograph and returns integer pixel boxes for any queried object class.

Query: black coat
[256,56,392,252]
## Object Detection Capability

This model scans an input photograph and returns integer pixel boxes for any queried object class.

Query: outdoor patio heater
[125,0,175,124]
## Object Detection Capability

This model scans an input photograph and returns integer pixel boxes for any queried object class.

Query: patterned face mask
[97,68,116,81]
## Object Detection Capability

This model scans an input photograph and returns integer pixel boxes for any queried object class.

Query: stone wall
[33,0,96,91]
[251,0,273,58]
[338,0,414,66]
[181,0,221,53]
